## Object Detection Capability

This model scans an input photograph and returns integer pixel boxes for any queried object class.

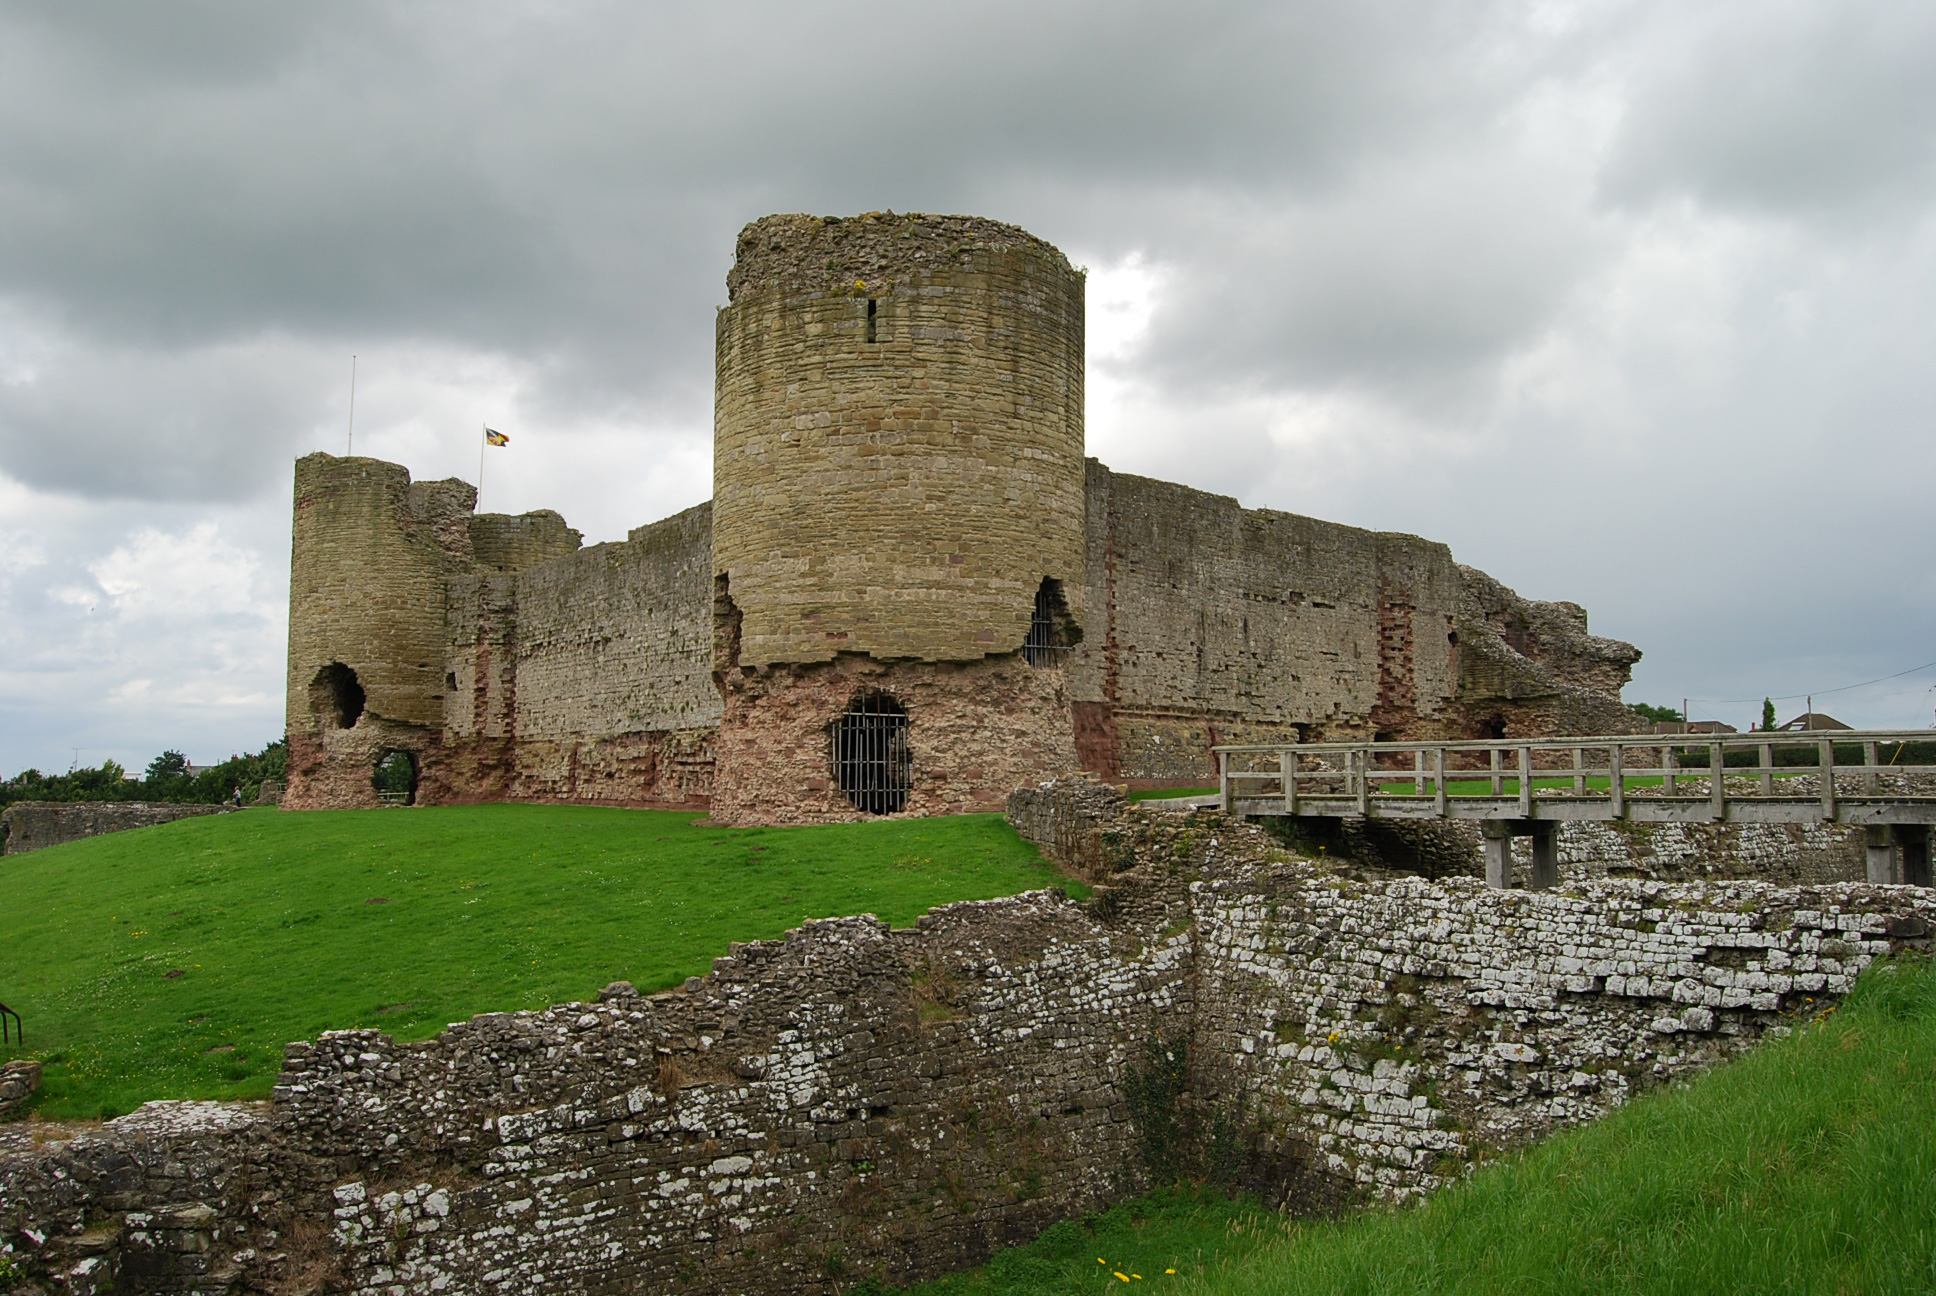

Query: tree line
[0,739,287,810]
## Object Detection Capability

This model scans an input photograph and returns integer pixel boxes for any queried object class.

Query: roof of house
[1778,711,1852,731]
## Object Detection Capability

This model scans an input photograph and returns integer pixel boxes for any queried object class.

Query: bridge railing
[1214,730,1936,822]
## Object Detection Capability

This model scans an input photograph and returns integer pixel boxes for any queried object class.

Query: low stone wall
[1005,777,1133,881]
[0,1062,40,1120]
[4,794,1933,1294]
[0,801,232,855]
[1192,871,1928,1200]
[2,888,1194,1296]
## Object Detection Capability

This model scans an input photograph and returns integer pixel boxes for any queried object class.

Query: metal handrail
[0,1001,20,1047]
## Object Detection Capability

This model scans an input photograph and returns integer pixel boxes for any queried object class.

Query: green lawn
[906,956,1936,1296]
[898,1186,1288,1296]
[0,804,1081,1119]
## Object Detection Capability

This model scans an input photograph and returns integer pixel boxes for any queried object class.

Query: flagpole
[346,355,357,455]
[478,424,487,509]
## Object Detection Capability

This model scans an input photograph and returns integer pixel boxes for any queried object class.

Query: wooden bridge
[1214,730,1935,890]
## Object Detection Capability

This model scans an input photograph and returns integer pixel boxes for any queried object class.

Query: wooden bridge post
[1572,747,1585,795]
[1867,826,1900,885]
[1663,744,1678,795]
[1709,743,1726,821]
[1280,749,1296,815]
[1819,739,1836,820]
[1482,821,1512,889]
[1609,743,1624,818]
[1759,742,1774,796]
[1433,746,1447,816]
[1517,747,1532,817]
[1218,749,1230,815]
[1414,748,1426,796]
[1490,747,1503,797]
[1863,740,1880,796]
[1529,823,1560,890]
[1356,747,1370,816]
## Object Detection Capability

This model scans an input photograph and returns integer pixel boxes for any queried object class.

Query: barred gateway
[283,212,1644,824]
[835,694,912,815]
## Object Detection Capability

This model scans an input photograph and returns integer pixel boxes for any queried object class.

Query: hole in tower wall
[373,750,419,806]
[833,693,911,815]
[864,298,879,343]
[310,663,366,729]
[713,573,743,671]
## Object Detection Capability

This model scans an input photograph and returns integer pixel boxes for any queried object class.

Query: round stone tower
[714,211,1086,663]
[710,212,1086,822]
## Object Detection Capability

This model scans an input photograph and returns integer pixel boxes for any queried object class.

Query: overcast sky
[2,0,1933,775]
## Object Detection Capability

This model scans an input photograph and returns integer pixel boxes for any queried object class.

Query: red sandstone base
[709,653,1081,826]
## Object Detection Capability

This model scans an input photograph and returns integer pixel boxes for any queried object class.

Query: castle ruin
[285,213,1641,822]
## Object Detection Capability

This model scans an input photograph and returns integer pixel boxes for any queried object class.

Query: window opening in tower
[834,693,911,814]
[865,297,879,343]
[1023,579,1068,667]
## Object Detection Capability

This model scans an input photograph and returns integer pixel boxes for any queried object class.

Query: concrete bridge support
[1867,825,1932,886]
[1482,820,1560,890]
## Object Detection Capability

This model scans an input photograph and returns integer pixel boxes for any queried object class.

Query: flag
[484,428,509,446]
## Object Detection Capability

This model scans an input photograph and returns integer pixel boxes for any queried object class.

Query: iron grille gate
[835,694,912,814]
[1022,580,1066,667]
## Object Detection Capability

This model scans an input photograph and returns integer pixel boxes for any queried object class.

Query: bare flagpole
[346,355,357,455]
[478,424,488,510]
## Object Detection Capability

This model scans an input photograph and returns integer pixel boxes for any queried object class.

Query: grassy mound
[0,805,1080,1119]
[907,956,1936,1295]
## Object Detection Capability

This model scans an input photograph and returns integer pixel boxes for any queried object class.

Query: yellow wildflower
[1116,1273,1131,1283]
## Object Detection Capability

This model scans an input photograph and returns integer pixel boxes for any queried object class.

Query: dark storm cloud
[1602,2,1936,217]
[0,0,1542,501]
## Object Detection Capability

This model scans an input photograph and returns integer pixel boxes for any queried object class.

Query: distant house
[1778,712,1852,732]
[1650,721,1737,735]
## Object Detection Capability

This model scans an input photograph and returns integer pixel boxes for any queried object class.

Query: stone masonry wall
[509,503,720,743]
[1001,777,1132,883]
[709,654,1081,826]
[1068,463,1642,786]
[434,502,721,809]
[2,889,1193,1296]
[0,802,232,855]
[1192,868,1932,1201]
[713,213,1086,668]
[6,800,1934,1292]
[1318,814,1865,889]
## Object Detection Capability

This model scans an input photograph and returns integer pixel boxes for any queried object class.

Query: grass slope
[902,1187,1289,1296]
[0,804,1080,1119]
[908,957,1936,1296]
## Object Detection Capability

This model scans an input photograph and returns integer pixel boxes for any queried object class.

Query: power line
[1686,658,1936,709]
